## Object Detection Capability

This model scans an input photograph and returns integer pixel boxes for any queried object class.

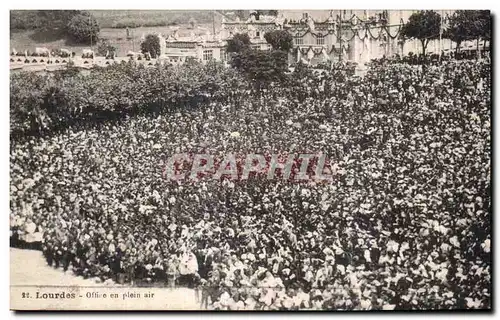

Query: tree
[400,10,441,60]
[293,60,313,78]
[234,10,247,20]
[462,10,490,57]
[476,10,491,40]
[444,10,491,53]
[226,33,251,53]
[66,11,100,44]
[264,30,293,51]
[10,11,40,30]
[230,49,288,91]
[96,39,117,58]
[38,10,82,30]
[10,10,81,30]
[268,10,279,17]
[459,10,491,41]
[140,34,161,58]
[443,10,490,57]
[188,17,197,29]
[444,12,469,53]
[473,10,491,57]
[257,10,278,17]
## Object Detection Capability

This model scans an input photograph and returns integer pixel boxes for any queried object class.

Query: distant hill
[90,10,217,28]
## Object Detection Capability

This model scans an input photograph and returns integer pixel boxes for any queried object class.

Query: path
[10,248,200,310]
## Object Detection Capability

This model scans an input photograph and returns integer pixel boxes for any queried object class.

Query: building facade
[220,10,459,66]
[220,13,278,51]
[157,10,470,67]
[160,30,229,65]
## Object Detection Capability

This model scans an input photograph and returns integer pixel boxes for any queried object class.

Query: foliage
[461,10,491,40]
[10,61,246,137]
[229,29,292,87]
[96,39,117,57]
[293,60,313,75]
[10,11,40,30]
[444,10,491,51]
[51,49,71,58]
[257,10,279,17]
[66,11,100,44]
[264,30,293,51]
[39,10,82,30]
[184,56,199,66]
[444,12,469,51]
[140,34,161,58]
[226,33,251,53]
[230,49,288,89]
[188,17,197,29]
[234,10,248,20]
[112,21,142,29]
[401,10,441,57]
[10,10,81,30]
[475,10,491,40]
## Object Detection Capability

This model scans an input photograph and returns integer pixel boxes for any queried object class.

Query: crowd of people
[10,55,491,310]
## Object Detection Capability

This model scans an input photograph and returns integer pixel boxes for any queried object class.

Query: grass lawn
[89,10,216,28]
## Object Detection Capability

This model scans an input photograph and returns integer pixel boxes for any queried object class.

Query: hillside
[89,10,217,28]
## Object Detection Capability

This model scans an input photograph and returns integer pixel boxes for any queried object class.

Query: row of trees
[10,51,318,138]
[10,60,244,137]
[401,10,490,58]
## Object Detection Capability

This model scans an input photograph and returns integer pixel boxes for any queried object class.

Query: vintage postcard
[10,9,491,311]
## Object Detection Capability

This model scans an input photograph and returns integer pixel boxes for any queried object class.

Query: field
[89,10,218,28]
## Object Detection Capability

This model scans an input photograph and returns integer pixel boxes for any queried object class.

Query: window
[220,49,228,61]
[316,34,325,45]
[294,37,303,45]
[203,50,213,61]
[252,45,261,50]
[256,31,260,37]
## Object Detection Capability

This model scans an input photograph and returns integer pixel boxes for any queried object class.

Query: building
[220,11,278,51]
[156,10,484,67]
[160,29,228,64]
[220,10,462,66]
[285,11,339,65]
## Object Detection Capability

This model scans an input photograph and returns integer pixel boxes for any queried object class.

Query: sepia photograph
[8,7,492,311]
